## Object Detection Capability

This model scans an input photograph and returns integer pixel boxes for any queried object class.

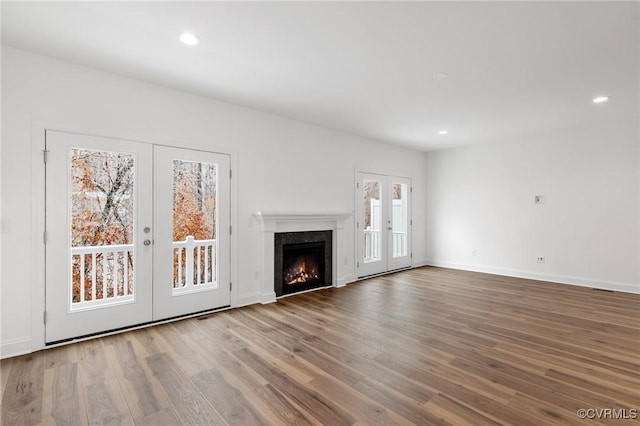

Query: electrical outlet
[536,256,545,264]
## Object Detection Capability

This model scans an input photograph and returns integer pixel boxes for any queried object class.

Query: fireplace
[253,212,351,304]
[274,230,332,297]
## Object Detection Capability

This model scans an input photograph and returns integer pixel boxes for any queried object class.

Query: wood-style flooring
[2,266,639,425]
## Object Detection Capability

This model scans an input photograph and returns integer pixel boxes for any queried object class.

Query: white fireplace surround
[253,212,353,303]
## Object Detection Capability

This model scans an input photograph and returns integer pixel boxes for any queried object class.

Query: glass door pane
[172,159,218,294]
[363,179,382,262]
[391,182,408,258]
[70,148,135,309]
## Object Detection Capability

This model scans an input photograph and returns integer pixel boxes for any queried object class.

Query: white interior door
[45,131,153,343]
[153,146,231,320]
[45,131,231,343]
[357,172,411,278]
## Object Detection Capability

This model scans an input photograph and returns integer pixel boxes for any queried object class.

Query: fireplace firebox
[274,230,332,297]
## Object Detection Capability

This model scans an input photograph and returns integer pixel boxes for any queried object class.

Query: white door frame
[355,171,412,278]
[29,123,237,352]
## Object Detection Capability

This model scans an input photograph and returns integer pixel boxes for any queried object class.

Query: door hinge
[42,149,49,164]
[357,182,359,189]
[410,219,413,226]
[229,282,232,291]
[43,311,47,324]
[43,231,47,244]
[411,253,413,259]
[230,170,232,179]
[356,221,359,229]
[230,225,232,235]
[357,261,360,268]
[410,186,413,193]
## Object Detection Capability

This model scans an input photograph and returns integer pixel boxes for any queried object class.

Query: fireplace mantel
[253,212,352,303]
[254,212,352,229]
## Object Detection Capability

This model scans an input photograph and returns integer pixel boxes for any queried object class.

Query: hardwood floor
[2,266,639,425]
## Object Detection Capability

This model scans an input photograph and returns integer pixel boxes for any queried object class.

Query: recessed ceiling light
[592,96,609,103]
[432,72,448,80]
[438,130,448,135]
[180,32,199,46]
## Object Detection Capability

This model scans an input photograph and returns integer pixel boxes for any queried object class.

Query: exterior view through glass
[172,159,218,294]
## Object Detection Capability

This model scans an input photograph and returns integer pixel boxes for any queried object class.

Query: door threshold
[357,266,412,280]
[45,305,230,347]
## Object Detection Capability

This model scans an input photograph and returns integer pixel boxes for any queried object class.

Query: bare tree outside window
[172,160,216,241]
[70,148,134,303]
[393,183,402,200]
[172,160,217,288]
[363,180,380,229]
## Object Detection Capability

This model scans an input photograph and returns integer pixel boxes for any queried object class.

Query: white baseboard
[259,292,277,304]
[338,273,357,287]
[425,260,640,294]
[411,259,430,268]
[1,337,34,359]
[234,294,262,308]
[235,292,277,306]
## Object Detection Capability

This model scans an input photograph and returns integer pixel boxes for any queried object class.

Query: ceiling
[2,1,638,152]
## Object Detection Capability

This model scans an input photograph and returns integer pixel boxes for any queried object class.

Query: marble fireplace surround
[254,212,352,303]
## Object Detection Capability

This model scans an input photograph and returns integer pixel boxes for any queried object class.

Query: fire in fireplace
[274,230,332,297]
[284,245,322,286]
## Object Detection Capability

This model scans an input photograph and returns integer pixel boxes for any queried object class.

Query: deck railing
[392,231,407,258]
[71,243,134,310]
[70,236,216,308]
[364,229,381,261]
[364,230,407,261]
[172,236,216,294]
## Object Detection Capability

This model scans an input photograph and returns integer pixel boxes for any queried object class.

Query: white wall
[425,118,640,293]
[0,47,428,357]
[5,46,637,359]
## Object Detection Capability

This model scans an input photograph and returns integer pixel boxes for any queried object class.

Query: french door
[356,172,412,277]
[153,146,230,320]
[45,131,230,343]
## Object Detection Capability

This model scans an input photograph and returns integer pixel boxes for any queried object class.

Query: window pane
[70,148,135,308]
[363,180,382,262]
[392,182,408,258]
[172,159,218,293]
